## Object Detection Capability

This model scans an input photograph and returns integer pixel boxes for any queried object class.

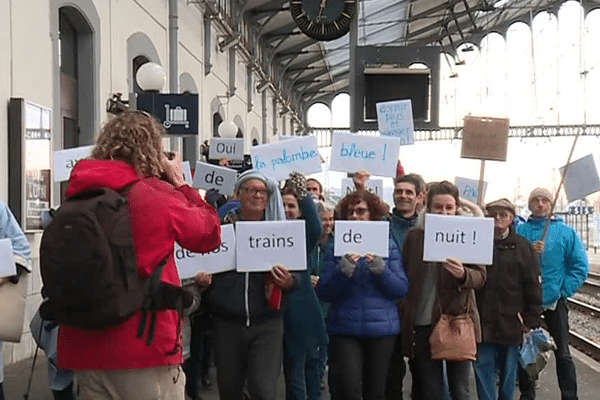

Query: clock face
[290,0,358,41]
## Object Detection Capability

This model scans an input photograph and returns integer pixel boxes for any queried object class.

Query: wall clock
[290,0,358,41]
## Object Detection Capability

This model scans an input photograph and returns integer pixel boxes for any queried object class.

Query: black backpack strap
[137,256,169,345]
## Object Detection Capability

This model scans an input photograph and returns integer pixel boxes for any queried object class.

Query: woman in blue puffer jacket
[316,189,408,400]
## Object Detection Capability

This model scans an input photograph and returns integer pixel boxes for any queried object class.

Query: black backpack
[40,185,190,347]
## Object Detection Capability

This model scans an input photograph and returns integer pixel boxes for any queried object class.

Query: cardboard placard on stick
[559,154,600,203]
[461,116,509,161]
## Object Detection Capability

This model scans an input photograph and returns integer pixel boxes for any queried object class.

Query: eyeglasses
[348,207,369,216]
[488,210,512,219]
[241,186,269,197]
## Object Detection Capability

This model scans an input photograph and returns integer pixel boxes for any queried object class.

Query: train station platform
[3,346,600,399]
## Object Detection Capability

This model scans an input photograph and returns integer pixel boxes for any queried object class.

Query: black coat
[475,226,542,346]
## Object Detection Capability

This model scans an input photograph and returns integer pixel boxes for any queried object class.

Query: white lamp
[218,120,238,138]
[136,62,166,92]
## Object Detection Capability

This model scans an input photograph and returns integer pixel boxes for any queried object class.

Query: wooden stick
[477,160,486,207]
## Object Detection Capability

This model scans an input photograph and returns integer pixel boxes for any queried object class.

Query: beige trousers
[76,365,185,400]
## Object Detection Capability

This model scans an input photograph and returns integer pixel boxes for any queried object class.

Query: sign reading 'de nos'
[251,136,321,181]
[329,132,400,177]
[53,145,93,182]
[461,116,509,161]
[192,161,237,195]
[174,225,236,278]
[334,221,389,257]
[559,154,600,202]
[423,214,494,265]
[209,138,244,161]
[235,221,306,272]
[454,177,488,204]
[376,99,415,145]
[341,178,383,197]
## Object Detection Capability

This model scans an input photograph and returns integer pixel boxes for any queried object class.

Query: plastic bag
[519,328,556,378]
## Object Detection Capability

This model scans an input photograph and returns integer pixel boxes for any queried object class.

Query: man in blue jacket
[517,188,588,400]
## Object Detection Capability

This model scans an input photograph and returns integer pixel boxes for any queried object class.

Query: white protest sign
[0,239,17,278]
[174,225,236,278]
[376,99,415,145]
[278,135,297,141]
[251,136,321,181]
[334,221,389,257]
[235,221,306,272]
[329,132,400,177]
[209,138,244,161]
[192,161,237,195]
[53,145,93,182]
[423,214,494,265]
[560,154,600,202]
[341,178,384,198]
[182,161,193,186]
[454,177,488,204]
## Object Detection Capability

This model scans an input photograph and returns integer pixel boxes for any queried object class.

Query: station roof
[239,0,594,118]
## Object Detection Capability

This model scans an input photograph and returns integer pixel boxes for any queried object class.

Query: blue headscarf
[234,170,285,221]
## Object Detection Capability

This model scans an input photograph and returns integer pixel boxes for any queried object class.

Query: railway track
[568,296,600,361]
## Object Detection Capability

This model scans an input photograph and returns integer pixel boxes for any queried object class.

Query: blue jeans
[518,298,578,400]
[473,343,520,400]
[284,343,327,400]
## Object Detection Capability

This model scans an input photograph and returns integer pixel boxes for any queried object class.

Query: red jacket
[57,160,221,370]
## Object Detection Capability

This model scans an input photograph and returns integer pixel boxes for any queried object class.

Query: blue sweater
[316,240,408,337]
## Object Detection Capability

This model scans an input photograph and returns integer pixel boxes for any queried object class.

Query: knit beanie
[528,187,552,210]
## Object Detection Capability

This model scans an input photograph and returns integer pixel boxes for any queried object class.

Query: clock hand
[317,0,327,22]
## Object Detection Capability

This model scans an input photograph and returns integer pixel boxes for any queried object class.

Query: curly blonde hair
[91,111,165,177]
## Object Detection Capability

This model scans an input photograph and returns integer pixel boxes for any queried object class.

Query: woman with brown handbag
[401,181,487,400]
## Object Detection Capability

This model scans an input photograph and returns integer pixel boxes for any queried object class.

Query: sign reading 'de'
[334,221,389,257]
[0,239,17,278]
[53,145,93,182]
[329,132,400,177]
[251,136,321,181]
[182,161,193,186]
[235,221,306,272]
[423,214,494,265]
[174,225,236,278]
[560,154,600,202]
[209,138,244,161]
[341,178,383,197]
[192,161,237,195]
[454,177,488,204]
[376,99,415,145]
[461,116,509,161]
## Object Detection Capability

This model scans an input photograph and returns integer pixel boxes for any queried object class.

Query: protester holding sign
[401,181,486,400]
[280,176,328,400]
[473,198,542,400]
[209,169,298,400]
[316,189,408,400]
[517,188,588,400]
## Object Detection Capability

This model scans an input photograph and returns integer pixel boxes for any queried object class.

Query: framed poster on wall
[8,98,52,232]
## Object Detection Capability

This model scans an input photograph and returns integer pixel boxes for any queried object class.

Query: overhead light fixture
[136,62,166,92]
[218,33,241,53]
[218,120,238,138]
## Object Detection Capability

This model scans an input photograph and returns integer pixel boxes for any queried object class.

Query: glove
[286,171,308,200]
[367,255,385,275]
[340,253,357,278]
[205,188,226,209]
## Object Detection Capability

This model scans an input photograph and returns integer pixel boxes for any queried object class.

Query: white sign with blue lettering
[192,161,237,195]
[334,221,389,257]
[209,138,244,161]
[53,145,93,182]
[454,177,488,204]
[182,161,193,186]
[376,99,415,145]
[235,221,307,272]
[329,132,400,177]
[251,136,321,181]
[341,178,384,198]
[174,224,236,278]
[0,239,17,278]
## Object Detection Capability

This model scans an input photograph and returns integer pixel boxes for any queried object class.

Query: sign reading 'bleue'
[53,145,93,182]
[341,178,383,197]
[235,221,306,272]
[251,136,321,181]
[334,221,389,257]
[329,132,400,177]
[192,161,237,195]
[0,239,17,279]
[423,214,494,265]
[174,225,236,278]
[209,138,244,161]
[376,99,415,145]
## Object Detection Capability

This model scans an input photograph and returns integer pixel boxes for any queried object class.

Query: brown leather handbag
[429,310,477,362]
